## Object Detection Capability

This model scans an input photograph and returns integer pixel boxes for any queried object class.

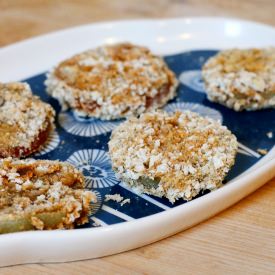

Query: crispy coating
[0,82,55,157]
[0,158,96,232]
[109,111,237,203]
[202,48,275,111]
[45,43,178,119]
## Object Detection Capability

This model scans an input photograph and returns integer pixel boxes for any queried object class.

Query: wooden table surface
[0,0,274,274]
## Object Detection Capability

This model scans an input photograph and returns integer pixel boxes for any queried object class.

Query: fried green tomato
[0,158,96,234]
[109,111,237,203]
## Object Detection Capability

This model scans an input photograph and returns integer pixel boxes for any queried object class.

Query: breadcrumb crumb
[92,221,101,227]
[120,198,131,206]
[104,194,131,206]
[257,148,268,155]
[104,194,124,203]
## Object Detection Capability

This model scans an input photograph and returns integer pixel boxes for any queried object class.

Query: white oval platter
[0,17,274,267]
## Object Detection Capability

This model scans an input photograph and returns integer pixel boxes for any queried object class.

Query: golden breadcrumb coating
[202,48,275,111]
[0,158,96,232]
[0,82,55,157]
[46,43,178,119]
[109,111,237,203]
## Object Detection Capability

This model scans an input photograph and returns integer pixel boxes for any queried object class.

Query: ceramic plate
[0,17,274,267]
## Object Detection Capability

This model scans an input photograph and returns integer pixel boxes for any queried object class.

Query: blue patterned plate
[0,17,274,267]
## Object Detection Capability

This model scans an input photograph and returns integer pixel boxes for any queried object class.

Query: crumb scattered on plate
[105,194,124,203]
[267,132,273,138]
[104,194,131,206]
[120,198,131,206]
[92,221,102,227]
[257,148,268,155]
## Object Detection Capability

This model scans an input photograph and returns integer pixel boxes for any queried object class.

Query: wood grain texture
[0,0,274,274]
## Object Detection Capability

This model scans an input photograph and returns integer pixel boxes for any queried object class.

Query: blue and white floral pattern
[179,70,205,93]
[58,110,122,137]
[90,190,103,215]
[164,102,223,122]
[67,149,120,189]
[35,130,60,156]
[22,49,274,227]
